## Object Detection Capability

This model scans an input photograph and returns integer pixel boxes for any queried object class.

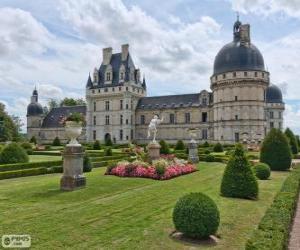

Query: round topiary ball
[0,142,29,164]
[253,163,271,180]
[173,193,220,239]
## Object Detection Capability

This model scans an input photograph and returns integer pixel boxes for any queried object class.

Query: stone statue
[147,115,163,142]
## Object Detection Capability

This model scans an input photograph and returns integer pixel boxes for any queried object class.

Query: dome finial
[237,11,239,21]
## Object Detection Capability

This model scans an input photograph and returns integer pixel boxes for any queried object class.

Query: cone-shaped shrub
[83,154,92,172]
[173,192,220,239]
[260,128,292,171]
[159,140,170,154]
[285,128,298,154]
[0,143,29,164]
[220,144,258,199]
[93,140,101,150]
[203,141,209,147]
[213,143,223,152]
[52,136,61,146]
[30,136,37,144]
[175,140,185,150]
[105,137,113,146]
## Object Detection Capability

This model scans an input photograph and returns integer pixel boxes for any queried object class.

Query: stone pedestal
[60,145,86,191]
[188,140,199,163]
[147,142,161,162]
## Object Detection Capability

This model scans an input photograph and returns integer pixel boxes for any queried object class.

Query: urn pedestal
[60,145,86,191]
[188,140,199,164]
[147,142,161,162]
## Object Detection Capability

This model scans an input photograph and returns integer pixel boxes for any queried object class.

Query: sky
[0,0,300,134]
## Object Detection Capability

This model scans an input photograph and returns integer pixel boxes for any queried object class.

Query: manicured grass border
[245,166,300,250]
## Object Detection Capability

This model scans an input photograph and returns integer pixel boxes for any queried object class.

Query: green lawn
[29,155,62,162]
[0,163,288,249]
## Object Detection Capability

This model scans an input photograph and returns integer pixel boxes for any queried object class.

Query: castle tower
[27,88,44,140]
[85,44,146,143]
[210,19,269,143]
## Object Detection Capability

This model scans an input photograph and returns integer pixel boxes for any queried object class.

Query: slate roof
[136,93,209,110]
[27,103,43,116]
[266,84,283,103]
[42,106,86,128]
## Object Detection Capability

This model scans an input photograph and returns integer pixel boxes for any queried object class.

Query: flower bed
[105,157,197,180]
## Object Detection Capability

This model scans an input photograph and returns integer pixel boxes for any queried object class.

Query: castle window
[126,103,129,109]
[105,101,110,111]
[105,115,110,125]
[126,87,129,91]
[120,100,123,110]
[141,115,145,125]
[222,74,226,79]
[244,72,248,77]
[120,72,124,80]
[202,97,207,105]
[202,129,208,140]
[112,87,115,92]
[120,115,123,125]
[170,114,175,124]
[279,111,282,119]
[93,130,96,140]
[93,102,96,111]
[119,130,123,140]
[215,76,217,80]
[126,119,129,125]
[270,111,274,119]
[254,72,258,77]
[270,122,274,128]
[126,135,129,140]
[185,113,191,123]
[119,87,122,91]
[106,72,111,81]
[235,133,240,142]
[104,88,108,92]
[262,72,265,78]
[92,90,95,94]
[233,72,236,77]
[235,96,238,101]
[279,122,282,129]
[202,112,207,122]
[98,89,101,93]
[131,129,134,140]
[93,116,96,125]
[235,115,238,120]
[131,115,133,125]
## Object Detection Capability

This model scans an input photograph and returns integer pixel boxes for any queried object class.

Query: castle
[27,19,284,144]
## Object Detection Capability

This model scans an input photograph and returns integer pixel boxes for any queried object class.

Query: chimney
[240,24,250,45]
[121,44,129,61]
[103,47,112,65]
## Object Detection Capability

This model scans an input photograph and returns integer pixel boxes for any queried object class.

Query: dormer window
[119,64,125,82]
[120,72,124,80]
[105,64,112,84]
[106,72,111,81]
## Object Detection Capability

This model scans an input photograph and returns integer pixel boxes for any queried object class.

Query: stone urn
[65,121,82,146]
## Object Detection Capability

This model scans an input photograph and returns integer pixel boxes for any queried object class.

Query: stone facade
[27,20,285,145]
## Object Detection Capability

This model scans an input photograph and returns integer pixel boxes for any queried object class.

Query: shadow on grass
[169,231,219,248]
[31,188,63,199]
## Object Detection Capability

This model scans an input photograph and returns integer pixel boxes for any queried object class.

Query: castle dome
[266,84,283,103]
[213,19,265,75]
[27,103,43,116]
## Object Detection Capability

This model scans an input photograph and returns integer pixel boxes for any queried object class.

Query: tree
[220,144,258,199]
[213,143,223,152]
[48,99,59,110]
[285,128,298,154]
[296,135,300,150]
[0,103,19,142]
[175,140,185,150]
[260,128,292,171]
[60,98,86,107]
[52,137,61,146]
[30,136,37,144]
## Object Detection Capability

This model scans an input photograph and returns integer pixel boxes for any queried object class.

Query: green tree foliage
[29,136,37,144]
[220,144,258,199]
[60,98,86,107]
[83,155,92,172]
[0,103,20,142]
[203,141,209,147]
[285,128,299,154]
[20,142,33,155]
[105,137,113,146]
[173,193,220,238]
[93,140,101,150]
[213,142,223,152]
[52,137,61,146]
[0,143,29,164]
[175,140,185,150]
[296,135,300,149]
[260,129,292,171]
[105,147,112,156]
[159,140,170,154]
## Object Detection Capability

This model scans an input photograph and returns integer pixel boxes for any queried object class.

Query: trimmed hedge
[213,143,223,152]
[245,167,300,250]
[32,151,62,156]
[253,163,271,180]
[92,159,128,168]
[175,140,185,150]
[0,143,29,164]
[0,167,48,180]
[0,160,63,172]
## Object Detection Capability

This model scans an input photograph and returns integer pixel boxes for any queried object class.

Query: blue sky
[0,0,299,134]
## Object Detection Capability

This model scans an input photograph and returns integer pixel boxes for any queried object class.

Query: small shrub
[153,159,168,176]
[83,155,92,172]
[253,163,271,180]
[45,145,51,150]
[0,143,29,164]
[52,137,61,146]
[175,140,185,150]
[173,193,220,238]
[203,141,209,147]
[213,143,223,152]
[20,142,33,155]
[29,136,37,144]
[93,140,101,150]
[260,129,292,171]
[205,154,215,162]
[105,137,113,146]
[220,144,258,199]
[159,140,170,154]
[204,149,210,155]
[105,147,112,156]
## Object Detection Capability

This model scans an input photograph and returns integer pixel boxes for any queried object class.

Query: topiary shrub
[205,154,215,162]
[83,154,92,172]
[220,144,258,199]
[213,143,223,152]
[260,128,292,171]
[0,143,29,164]
[52,137,61,146]
[173,192,220,239]
[105,147,112,156]
[203,141,209,147]
[93,140,101,150]
[253,163,271,180]
[204,149,210,155]
[175,140,185,150]
[159,140,170,154]
[29,136,37,144]
[285,128,298,154]
[20,142,33,155]
[105,137,113,146]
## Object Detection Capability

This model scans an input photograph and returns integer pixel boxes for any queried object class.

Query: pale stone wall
[265,102,284,133]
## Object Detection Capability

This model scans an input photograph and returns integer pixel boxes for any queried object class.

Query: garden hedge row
[92,159,128,168]
[32,151,62,156]
[0,160,63,172]
[245,166,300,250]
[0,167,48,180]
[89,155,127,163]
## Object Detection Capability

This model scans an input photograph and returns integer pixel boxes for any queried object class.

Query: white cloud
[284,103,300,135]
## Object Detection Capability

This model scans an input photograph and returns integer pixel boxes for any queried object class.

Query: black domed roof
[213,20,265,75]
[27,103,43,116]
[266,84,283,103]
